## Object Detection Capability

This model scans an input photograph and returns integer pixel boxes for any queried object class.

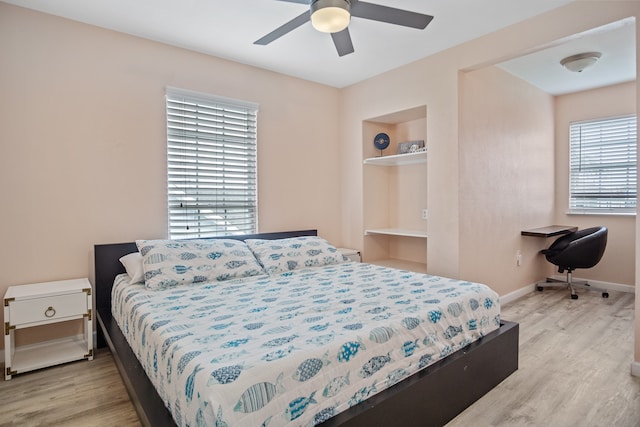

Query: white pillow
[119,252,145,285]
[136,238,266,290]
[246,236,347,275]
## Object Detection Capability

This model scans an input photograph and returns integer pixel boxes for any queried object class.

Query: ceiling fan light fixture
[560,52,602,73]
[311,0,351,33]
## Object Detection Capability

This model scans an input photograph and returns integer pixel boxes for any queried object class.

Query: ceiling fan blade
[351,1,433,29]
[331,28,355,57]
[254,11,310,45]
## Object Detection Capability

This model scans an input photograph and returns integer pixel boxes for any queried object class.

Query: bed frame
[94,229,519,427]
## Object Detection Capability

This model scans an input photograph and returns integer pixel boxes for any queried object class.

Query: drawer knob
[44,306,56,318]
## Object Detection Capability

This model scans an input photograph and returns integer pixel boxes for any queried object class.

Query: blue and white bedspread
[112,262,501,427]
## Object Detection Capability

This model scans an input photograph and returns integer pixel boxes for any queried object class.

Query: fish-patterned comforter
[112,262,501,427]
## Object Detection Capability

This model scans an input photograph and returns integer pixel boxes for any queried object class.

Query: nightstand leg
[4,326,13,380]
[85,315,93,360]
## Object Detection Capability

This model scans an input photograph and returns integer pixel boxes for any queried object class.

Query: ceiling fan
[254,0,434,57]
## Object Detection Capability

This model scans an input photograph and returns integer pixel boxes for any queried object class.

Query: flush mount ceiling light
[310,0,351,33]
[560,52,602,72]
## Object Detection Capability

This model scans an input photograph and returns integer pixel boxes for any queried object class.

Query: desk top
[521,225,578,238]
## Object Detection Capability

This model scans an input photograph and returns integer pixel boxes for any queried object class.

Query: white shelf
[369,258,427,274]
[12,335,89,373]
[365,228,428,238]
[363,150,427,166]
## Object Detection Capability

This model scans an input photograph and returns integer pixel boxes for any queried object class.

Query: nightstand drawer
[8,292,88,326]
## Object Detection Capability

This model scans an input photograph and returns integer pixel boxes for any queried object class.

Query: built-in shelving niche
[362,105,427,273]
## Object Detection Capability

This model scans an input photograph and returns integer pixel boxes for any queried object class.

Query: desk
[521,225,578,238]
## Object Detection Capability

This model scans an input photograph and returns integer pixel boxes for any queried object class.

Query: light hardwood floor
[0,289,638,426]
[0,348,140,427]
[448,289,640,427]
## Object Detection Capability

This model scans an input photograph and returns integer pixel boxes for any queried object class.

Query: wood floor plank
[1,289,638,426]
[447,289,640,427]
[0,350,140,427]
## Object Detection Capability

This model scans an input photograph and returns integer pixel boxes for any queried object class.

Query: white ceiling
[498,17,636,95]
[3,0,634,92]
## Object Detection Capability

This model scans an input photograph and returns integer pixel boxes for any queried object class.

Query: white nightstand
[338,248,361,263]
[4,278,93,380]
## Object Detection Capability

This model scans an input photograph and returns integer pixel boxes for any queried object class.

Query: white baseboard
[549,275,636,294]
[631,361,640,377]
[500,277,635,308]
[501,283,536,305]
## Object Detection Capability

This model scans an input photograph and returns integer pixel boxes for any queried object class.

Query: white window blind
[166,87,258,238]
[569,114,637,213]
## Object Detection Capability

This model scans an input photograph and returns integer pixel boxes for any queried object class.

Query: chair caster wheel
[602,292,609,298]
[536,286,543,292]
[571,294,578,300]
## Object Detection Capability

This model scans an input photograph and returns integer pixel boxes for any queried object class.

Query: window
[166,87,258,238]
[569,114,637,213]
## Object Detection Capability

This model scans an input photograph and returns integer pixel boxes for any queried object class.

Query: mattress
[112,262,500,427]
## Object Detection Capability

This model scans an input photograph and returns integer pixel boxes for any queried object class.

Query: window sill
[566,211,636,217]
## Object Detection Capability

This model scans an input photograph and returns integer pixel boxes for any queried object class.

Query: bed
[95,230,518,427]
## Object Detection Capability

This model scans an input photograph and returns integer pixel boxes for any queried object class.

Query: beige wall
[0,4,342,345]
[339,2,640,365]
[341,51,463,278]
[341,1,639,280]
[459,66,555,296]
[555,82,637,286]
[555,82,636,286]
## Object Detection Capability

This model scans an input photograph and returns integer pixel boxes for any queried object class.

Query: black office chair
[536,226,609,300]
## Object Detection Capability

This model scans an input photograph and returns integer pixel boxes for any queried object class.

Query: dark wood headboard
[93,229,318,312]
